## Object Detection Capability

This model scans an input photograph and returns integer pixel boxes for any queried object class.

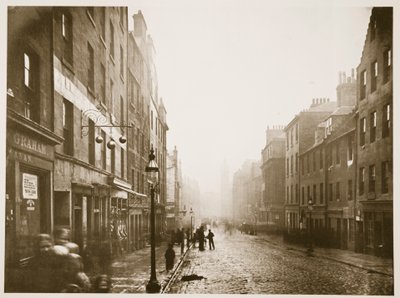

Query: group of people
[164,226,215,272]
[20,228,110,293]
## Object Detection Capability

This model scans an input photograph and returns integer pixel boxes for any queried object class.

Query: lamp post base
[146,279,161,293]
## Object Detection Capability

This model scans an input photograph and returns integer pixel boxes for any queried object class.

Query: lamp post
[145,146,161,293]
[307,199,314,254]
[190,208,194,240]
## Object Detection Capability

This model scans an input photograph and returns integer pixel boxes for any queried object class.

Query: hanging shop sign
[22,173,38,199]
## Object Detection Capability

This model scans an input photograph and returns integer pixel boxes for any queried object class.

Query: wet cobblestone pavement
[167,231,394,295]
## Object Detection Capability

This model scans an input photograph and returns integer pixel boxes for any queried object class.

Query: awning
[111,184,135,199]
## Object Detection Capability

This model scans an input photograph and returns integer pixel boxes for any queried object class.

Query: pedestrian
[178,228,185,254]
[165,243,175,272]
[207,229,215,250]
[186,228,191,248]
[61,253,91,293]
[198,226,205,251]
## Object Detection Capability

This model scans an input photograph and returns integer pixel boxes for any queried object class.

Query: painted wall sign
[8,131,54,160]
[22,173,38,199]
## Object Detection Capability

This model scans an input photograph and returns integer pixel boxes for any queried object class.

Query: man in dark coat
[165,243,175,272]
[207,229,215,250]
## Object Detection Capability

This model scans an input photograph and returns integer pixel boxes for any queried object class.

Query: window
[370,111,376,142]
[369,165,376,193]
[295,184,299,203]
[381,161,390,193]
[111,142,115,174]
[131,169,135,189]
[301,157,304,175]
[290,155,293,175]
[286,158,289,177]
[23,51,39,122]
[360,70,366,99]
[382,104,390,138]
[312,151,316,171]
[120,45,124,78]
[329,183,333,201]
[307,185,310,202]
[306,154,310,174]
[121,149,125,178]
[360,118,366,146]
[88,119,95,165]
[120,96,124,124]
[87,43,94,91]
[319,149,323,169]
[334,182,339,200]
[301,187,305,205]
[100,7,106,41]
[370,19,376,41]
[313,184,316,203]
[290,185,293,203]
[100,64,106,104]
[347,180,353,200]
[295,153,298,173]
[286,132,289,150]
[110,21,114,58]
[359,167,365,195]
[61,12,73,64]
[347,135,353,161]
[63,99,73,155]
[290,128,293,147]
[101,131,106,170]
[327,145,332,166]
[383,49,392,83]
[319,183,323,204]
[295,124,298,143]
[336,142,340,165]
[371,61,378,92]
[286,186,289,203]
[110,79,114,113]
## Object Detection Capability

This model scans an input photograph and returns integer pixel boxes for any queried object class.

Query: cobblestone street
[167,230,394,295]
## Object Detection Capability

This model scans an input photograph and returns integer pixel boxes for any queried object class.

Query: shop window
[381,161,390,194]
[61,11,73,65]
[382,104,390,138]
[383,49,392,83]
[370,61,378,93]
[368,165,376,193]
[94,197,100,238]
[63,99,74,156]
[359,167,365,195]
[360,118,366,146]
[54,191,70,226]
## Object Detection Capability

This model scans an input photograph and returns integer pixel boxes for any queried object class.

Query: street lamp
[145,146,161,293]
[189,208,194,240]
[307,199,314,254]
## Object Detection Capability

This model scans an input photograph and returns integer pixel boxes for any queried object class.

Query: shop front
[6,112,62,266]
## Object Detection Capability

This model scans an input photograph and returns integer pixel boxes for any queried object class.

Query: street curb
[160,244,193,293]
[281,242,393,277]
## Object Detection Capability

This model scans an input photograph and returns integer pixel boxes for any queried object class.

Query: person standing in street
[198,226,205,251]
[165,243,176,272]
[207,229,215,250]
[186,228,191,248]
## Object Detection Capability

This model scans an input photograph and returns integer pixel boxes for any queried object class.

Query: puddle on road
[181,274,205,281]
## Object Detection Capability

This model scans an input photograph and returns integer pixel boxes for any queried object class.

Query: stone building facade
[355,7,392,258]
[260,126,285,231]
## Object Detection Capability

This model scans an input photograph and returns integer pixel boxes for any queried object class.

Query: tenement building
[284,98,336,236]
[355,7,392,258]
[5,7,169,279]
[260,126,285,231]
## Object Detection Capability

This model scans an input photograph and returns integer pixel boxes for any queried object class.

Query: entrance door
[383,214,393,258]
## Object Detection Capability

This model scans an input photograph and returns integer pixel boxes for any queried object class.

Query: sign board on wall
[22,173,38,199]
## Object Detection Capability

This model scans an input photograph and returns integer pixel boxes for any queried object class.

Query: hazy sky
[127,1,372,193]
